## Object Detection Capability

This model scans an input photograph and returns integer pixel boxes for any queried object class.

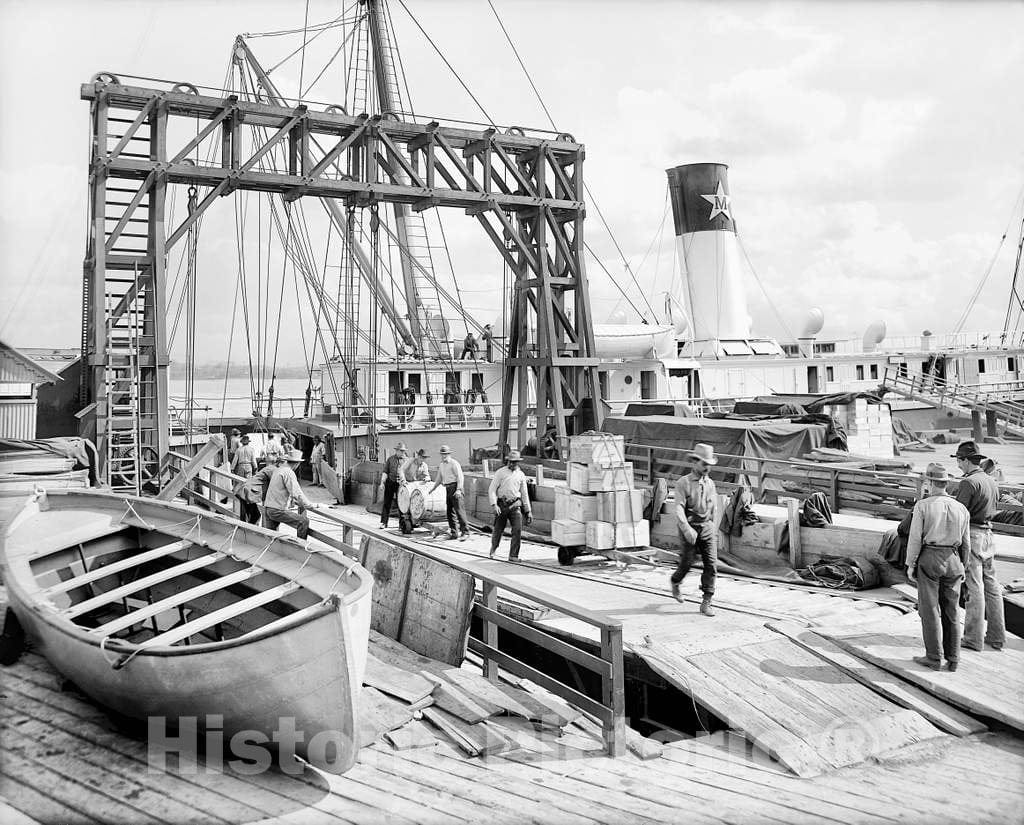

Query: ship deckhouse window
[978,359,986,374]
[813,343,836,354]
[750,342,779,355]
[870,364,878,379]
[856,365,865,380]
[722,342,754,356]
[1009,357,1016,372]
[826,366,835,382]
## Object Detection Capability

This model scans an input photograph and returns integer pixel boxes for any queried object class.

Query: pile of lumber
[552,433,649,551]
[361,630,585,756]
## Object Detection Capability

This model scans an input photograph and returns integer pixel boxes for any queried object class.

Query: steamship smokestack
[666,163,751,342]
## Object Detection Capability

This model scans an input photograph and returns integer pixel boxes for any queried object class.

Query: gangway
[882,366,1024,438]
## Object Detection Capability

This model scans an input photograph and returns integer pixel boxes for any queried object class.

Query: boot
[912,655,941,670]
[946,660,959,672]
[670,581,684,603]
[700,597,715,617]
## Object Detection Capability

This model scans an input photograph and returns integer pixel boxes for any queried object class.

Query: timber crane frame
[81,76,602,484]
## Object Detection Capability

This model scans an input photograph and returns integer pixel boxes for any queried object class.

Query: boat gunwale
[2,489,373,658]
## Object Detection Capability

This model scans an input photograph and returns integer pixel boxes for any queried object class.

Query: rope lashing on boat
[99,635,131,669]
[219,525,240,558]
[118,500,155,531]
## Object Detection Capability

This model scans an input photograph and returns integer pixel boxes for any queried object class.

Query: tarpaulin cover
[749,392,885,413]
[603,415,826,478]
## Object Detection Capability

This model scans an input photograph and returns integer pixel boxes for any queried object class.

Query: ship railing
[306,506,628,758]
[318,399,523,430]
[167,404,212,437]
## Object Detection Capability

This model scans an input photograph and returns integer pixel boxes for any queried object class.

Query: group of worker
[226,427,323,541]
[378,441,533,559]
[460,324,495,362]
[905,440,1006,672]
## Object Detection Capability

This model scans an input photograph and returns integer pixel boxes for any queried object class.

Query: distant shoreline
[167,364,312,380]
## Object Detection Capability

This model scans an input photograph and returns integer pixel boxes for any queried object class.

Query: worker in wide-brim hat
[906,462,971,671]
[401,448,431,484]
[231,433,257,479]
[379,442,410,529]
[430,445,469,540]
[487,449,533,561]
[670,443,719,616]
[952,441,1005,651]
[263,448,317,540]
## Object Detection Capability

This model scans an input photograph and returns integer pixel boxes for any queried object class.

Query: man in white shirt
[487,450,532,561]
[231,435,257,478]
[429,445,468,540]
[310,436,326,487]
[263,449,318,539]
[401,448,432,484]
[263,434,284,467]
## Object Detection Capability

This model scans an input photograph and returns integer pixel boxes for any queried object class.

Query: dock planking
[818,613,1024,733]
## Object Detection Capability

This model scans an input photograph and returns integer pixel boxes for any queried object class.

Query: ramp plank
[821,628,1024,733]
[768,621,986,736]
[360,537,413,639]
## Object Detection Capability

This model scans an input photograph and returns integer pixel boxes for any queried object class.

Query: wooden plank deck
[3,643,1024,824]
[819,613,1024,732]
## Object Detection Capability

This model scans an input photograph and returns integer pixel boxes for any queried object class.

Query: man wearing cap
[430,445,469,540]
[379,443,408,529]
[401,448,432,484]
[487,450,532,561]
[231,434,257,479]
[263,448,318,539]
[953,441,1006,651]
[906,463,971,671]
[670,443,719,616]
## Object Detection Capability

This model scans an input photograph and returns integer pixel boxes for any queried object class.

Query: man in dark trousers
[379,442,408,529]
[953,441,1006,651]
[233,459,280,524]
[481,324,495,362]
[670,443,719,616]
[906,463,971,671]
[429,444,469,540]
[487,450,532,561]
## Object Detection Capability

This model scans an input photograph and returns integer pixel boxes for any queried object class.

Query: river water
[168,377,313,419]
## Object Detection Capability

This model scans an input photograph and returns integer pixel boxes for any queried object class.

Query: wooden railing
[306,507,626,756]
[155,462,627,756]
[623,438,1024,535]
[883,367,1024,427]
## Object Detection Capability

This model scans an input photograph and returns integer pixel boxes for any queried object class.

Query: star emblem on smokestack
[701,181,732,221]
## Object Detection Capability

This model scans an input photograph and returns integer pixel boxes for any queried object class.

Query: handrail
[307,505,626,756]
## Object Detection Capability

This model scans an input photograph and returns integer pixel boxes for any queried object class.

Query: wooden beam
[43,539,193,596]
[787,499,802,568]
[156,435,225,501]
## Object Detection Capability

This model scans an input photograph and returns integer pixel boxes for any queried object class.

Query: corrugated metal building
[0,340,61,439]
[20,348,83,438]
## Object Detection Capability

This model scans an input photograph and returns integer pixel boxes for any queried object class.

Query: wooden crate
[586,519,649,550]
[554,486,598,521]
[588,463,635,493]
[568,433,625,467]
[596,489,644,523]
[551,518,587,547]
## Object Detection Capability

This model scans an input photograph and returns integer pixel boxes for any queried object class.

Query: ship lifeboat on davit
[592,324,677,359]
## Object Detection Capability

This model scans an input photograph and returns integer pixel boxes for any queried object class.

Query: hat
[241,434,250,443]
[415,448,430,459]
[924,463,949,482]
[507,449,523,462]
[689,443,718,465]
[951,441,985,460]
[283,449,303,464]
[439,445,452,455]
[395,442,408,452]
[231,428,241,435]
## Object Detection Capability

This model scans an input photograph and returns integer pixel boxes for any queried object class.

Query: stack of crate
[551,433,649,551]
[825,398,894,458]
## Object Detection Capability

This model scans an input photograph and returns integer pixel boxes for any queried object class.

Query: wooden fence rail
[160,452,627,756]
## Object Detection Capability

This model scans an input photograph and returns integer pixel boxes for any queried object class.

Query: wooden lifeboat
[1,489,373,774]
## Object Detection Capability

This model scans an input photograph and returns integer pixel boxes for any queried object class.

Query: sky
[1,0,1023,369]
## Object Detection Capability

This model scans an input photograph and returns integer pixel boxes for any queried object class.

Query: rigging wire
[954,182,1024,334]
[735,236,799,344]
[485,0,654,321]
[583,241,649,320]
[394,0,496,126]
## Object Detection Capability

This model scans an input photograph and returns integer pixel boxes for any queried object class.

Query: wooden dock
[3,494,1024,822]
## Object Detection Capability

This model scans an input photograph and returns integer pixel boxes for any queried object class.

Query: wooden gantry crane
[80,0,602,489]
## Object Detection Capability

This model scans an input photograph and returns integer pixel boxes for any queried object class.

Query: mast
[232,36,418,355]
[366,0,444,357]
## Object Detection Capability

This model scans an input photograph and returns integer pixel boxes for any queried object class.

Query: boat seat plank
[136,581,300,649]
[43,540,195,597]
[88,566,264,637]
[62,552,226,619]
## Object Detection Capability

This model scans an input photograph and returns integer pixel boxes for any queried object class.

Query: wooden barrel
[398,481,447,523]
